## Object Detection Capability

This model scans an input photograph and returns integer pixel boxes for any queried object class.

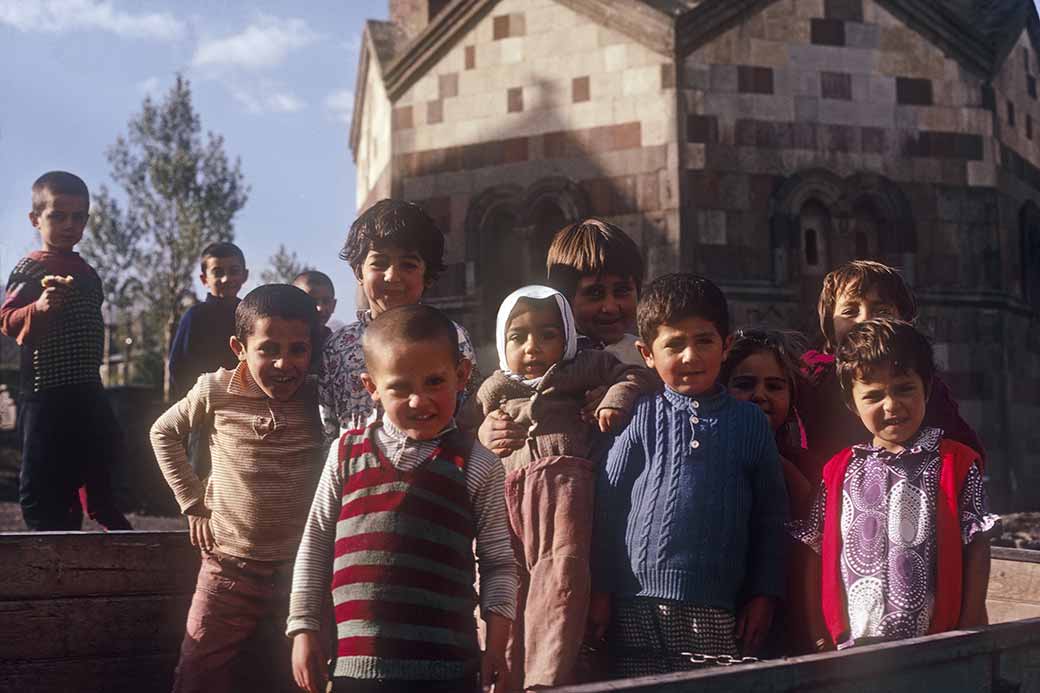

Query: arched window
[1021,202,1040,309]
[799,200,832,274]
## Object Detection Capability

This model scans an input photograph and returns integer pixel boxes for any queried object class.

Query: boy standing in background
[0,171,131,531]
[167,241,248,478]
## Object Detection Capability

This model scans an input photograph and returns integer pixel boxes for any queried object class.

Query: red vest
[819,438,979,647]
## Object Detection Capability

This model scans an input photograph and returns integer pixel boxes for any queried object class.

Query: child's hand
[597,407,625,433]
[736,595,775,656]
[34,288,67,314]
[587,591,612,642]
[187,514,215,553]
[480,647,507,692]
[478,409,526,458]
[481,612,510,692]
[581,386,608,424]
[291,631,328,693]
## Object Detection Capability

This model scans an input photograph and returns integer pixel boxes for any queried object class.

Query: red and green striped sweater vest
[332,425,479,680]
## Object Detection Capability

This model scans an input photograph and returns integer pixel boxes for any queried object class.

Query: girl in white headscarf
[476,285,658,690]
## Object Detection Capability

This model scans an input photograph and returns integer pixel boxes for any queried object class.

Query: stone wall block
[605,44,627,73]
[699,210,728,244]
[844,21,879,50]
[795,95,820,122]
[817,97,860,125]
[749,39,789,68]
[710,64,739,92]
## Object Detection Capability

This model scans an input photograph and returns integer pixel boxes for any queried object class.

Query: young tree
[90,75,248,399]
[261,244,312,284]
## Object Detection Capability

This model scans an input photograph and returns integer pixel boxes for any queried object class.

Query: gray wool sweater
[476,349,659,473]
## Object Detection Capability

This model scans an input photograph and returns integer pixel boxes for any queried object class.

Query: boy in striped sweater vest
[288,304,517,693]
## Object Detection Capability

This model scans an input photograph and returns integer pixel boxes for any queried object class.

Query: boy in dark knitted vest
[0,171,131,531]
[288,304,517,693]
[589,274,787,677]
[167,241,248,480]
[789,319,997,651]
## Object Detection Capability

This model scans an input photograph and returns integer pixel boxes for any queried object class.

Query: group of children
[2,172,998,693]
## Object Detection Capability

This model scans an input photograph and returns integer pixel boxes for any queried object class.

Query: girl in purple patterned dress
[789,319,998,651]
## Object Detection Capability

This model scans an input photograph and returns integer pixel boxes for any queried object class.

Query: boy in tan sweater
[150,284,325,693]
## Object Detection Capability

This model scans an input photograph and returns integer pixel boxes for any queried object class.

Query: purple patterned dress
[789,428,998,647]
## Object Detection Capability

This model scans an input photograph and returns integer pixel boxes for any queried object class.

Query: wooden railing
[2,533,1040,692]
[0,531,197,692]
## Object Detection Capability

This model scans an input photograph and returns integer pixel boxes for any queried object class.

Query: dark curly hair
[835,319,934,403]
[637,273,728,345]
[340,199,446,283]
[818,260,916,353]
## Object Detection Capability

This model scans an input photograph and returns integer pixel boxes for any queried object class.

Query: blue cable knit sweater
[592,385,787,610]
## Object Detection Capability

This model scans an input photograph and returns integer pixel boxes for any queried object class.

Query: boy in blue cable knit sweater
[588,273,787,677]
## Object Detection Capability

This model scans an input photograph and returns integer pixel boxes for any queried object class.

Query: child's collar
[661,383,728,414]
[380,412,457,443]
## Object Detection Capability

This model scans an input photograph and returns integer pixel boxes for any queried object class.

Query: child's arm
[957,461,1000,627]
[317,339,342,442]
[960,537,991,628]
[471,445,519,625]
[288,443,342,693]
[587,352,660,433]
[738,421,788,653]
[1,262,50,344]
[589,414,647,637]
[166,310,195,398]
[149,377,212,515]
[455,322,483,403]
[481,611,510,691]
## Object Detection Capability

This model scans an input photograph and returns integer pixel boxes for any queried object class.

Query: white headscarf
[495,285,578,380]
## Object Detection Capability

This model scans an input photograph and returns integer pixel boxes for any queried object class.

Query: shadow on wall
[394,77,672,371]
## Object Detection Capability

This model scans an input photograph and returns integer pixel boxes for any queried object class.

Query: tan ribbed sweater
[150,364,325,562]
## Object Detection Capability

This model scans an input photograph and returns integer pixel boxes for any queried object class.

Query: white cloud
[0,0,184,40]
[137,76,161,96]
[325,89,354,123]
[193,16,321,70]
[231,86,306,114]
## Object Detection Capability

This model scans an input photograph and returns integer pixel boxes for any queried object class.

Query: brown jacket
[476,350,659,472]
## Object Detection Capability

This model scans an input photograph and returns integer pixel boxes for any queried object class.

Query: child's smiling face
[832,287,901,348]
[571,273,637,345]
[230,317,312,401]
[361,337,470,440]
[726,350,792,432]
[358,243,429,317]
[201,255,248,300]
[639,317,727,396]
[504,300,566,379]
[849,362,927,453]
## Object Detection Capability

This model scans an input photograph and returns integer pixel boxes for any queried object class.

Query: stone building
[348,0,1040,508]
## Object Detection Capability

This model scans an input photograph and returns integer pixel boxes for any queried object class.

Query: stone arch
[769,169,845,286]
[844,172,916,261]
[463,178,586,343]
[1021,200,1040,310]
[519,177,589,281]
[770,169,916,285]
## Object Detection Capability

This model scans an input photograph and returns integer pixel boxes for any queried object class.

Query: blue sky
[0,0,387,324]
